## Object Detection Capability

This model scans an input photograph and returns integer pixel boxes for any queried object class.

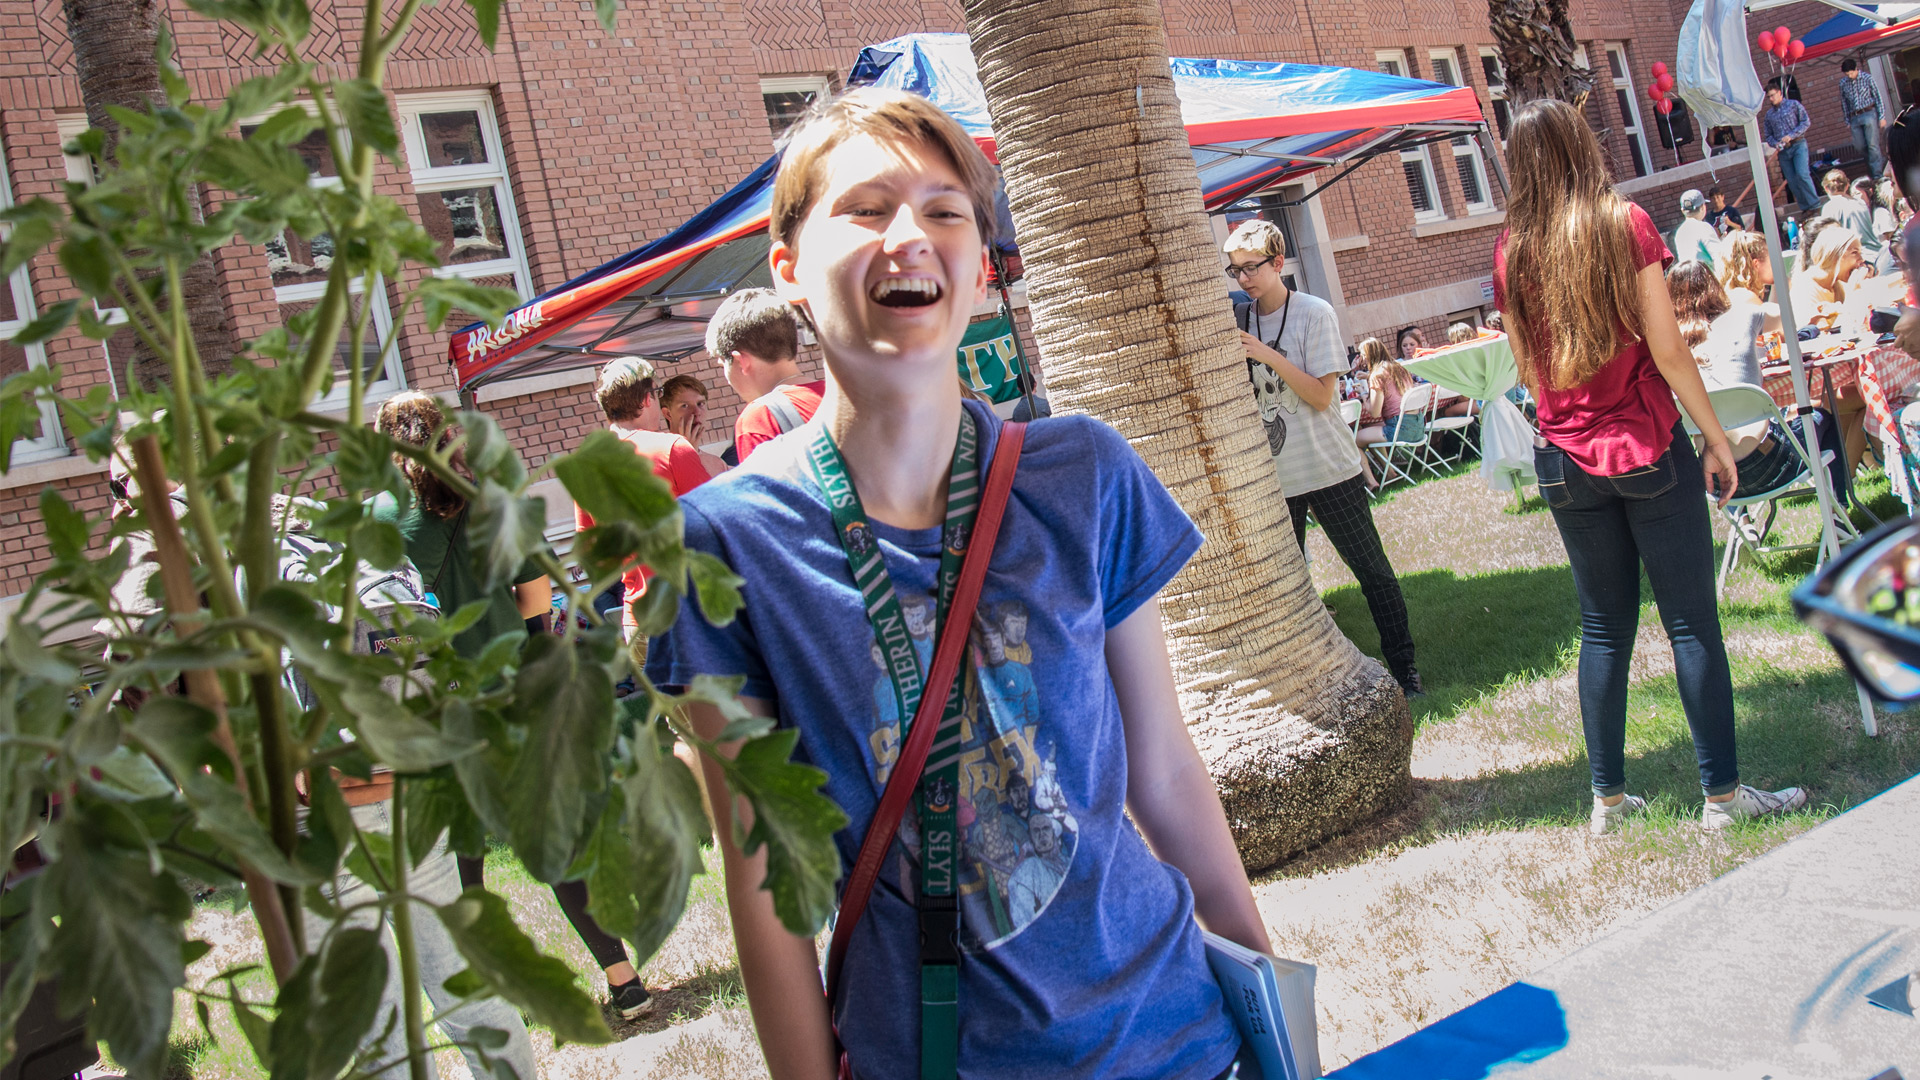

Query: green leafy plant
[0,1,845,1077]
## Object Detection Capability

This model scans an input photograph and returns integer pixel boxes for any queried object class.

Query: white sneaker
[1701,784,1808,830]
[1590,793,1647,835]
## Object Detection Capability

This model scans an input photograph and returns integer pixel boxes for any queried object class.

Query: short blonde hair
[771,88,997,252]
[1447,322,1475,344]
[1222,218,1287,260]
[1823,168,1851,196]
[595,355,657,423]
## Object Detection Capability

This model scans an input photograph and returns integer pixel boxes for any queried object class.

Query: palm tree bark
[962,0,1411,869]
[64,0,239,387]
[1488,0,1592,106]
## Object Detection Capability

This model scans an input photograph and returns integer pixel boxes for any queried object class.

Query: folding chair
[1680,383,1860,597]
[1424,395,1479,470]
[1339,397,1363,435]
[1366,383,1438,492]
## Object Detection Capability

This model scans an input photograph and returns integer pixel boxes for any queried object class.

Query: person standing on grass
[1227,219,1424,697]
[372,393,657,1024]
[1493,98,1807,835]
[647,87,1271,1079]
[706,287,825,463]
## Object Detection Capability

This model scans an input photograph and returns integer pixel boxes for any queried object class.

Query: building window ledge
[1412,211,1506,239]
[1332,234,1370,253]
[0,451,110,492]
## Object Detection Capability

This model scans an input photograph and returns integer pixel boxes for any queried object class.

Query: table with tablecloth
[1762,340,1920,504]
[1402,333,1534,492]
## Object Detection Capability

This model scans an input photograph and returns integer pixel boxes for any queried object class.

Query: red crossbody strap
[824,420,1026,1006]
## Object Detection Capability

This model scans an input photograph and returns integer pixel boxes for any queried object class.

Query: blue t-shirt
[646,400,1237,1080]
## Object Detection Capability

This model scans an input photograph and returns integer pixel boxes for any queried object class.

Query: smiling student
[645,88,1269,1080]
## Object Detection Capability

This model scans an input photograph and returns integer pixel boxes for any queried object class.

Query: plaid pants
[1285,472,1418,680]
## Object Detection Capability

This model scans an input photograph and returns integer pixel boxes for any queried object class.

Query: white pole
[1744,117,1876,736]
[1742,117,1844,561]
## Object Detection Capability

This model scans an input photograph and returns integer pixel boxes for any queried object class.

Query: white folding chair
[1366,383,1439,492]
[1339,397,1363,435]
[1679,383,1860,596]
[1424,394,1479,470]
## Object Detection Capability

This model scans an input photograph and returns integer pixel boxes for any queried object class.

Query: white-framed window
[1478,47,1512,145]
[1378,50,1445,222]
[57,115,130,399]
[398,93,534,317]
[1428,49,1494,212]
[241,107,403,406]
[1605,43,1652,178]
[0,135,65,464]
[761,75,831,143]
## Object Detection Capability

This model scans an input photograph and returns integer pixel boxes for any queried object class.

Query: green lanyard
[806,414,977,1080]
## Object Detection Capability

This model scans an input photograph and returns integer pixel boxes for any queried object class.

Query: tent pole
[1478,126,1511,201]
[1743,118,1842,560]
[1744,116,1876,736]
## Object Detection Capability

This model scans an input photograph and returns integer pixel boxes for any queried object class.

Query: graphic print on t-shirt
[866,593,1079,951]
[1248,354,1299,458]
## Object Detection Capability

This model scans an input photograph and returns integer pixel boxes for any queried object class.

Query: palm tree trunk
[64,0,238,387]
[962,0,1411,870]
[1488,0,1592,106]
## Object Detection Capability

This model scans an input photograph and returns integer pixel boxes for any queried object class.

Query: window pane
[1402,158,1434,213]
[1433,57,1457,85]
[1615,89,1635,128]
[1455,155,1484,205]
[1493,100,1513,141]
[418,111,490,168]
[1381,58,1404,76]
[0,342,43,441]
[281,293,385,387]
[266,229,335,287]
[0,278,19,324]
[763,90,819,140]
[1607,50,1626,79]
[1628,134,1650,177]
[417,187,512,266]
[1481,53,1504,86]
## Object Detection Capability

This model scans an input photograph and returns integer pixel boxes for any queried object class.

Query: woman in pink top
[1494,99,1806,834]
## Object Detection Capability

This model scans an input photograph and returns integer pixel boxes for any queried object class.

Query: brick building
[0,0,1903,606]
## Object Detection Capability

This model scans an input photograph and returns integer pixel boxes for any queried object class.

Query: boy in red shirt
[705,288,824,461]
[574,355,710,636]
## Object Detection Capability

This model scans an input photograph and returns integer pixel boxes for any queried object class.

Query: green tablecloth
[1404,335,1535,491]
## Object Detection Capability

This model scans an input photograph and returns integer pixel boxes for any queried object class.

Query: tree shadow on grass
[1256,665,1917,882]
[1322,565,1581,726]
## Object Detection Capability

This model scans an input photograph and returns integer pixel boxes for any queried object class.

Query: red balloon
[1758,30,1776,51]
[1658,99,1674,115]
[1657,72,1675,91]
[1776,25,1792,42]
[1788,39,1806,61]
[1776,43,1791,60]
[1651,60,1669,76]
[1647,83,1665,101]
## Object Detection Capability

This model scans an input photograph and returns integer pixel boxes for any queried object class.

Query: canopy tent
[1678,0,1882,736]
[1794,2,1920,61]
[450,31,1488,392]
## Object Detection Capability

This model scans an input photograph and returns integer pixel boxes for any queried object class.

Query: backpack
[278,528,441,710]
[755,385,809,434]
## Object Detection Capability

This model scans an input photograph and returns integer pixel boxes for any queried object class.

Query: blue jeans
[1778,139,1821,214]
[1534,426,1741,798]
[1850,113,1884,180]
[1734,411,1848,506]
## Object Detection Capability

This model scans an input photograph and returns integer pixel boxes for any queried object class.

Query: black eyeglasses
[1224,256,1275,281]
[1793,515,1920,702]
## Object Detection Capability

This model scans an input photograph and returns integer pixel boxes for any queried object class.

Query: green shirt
[370,492,547,659]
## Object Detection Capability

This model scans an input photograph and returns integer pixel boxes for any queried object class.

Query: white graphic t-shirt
[1237,291,1365,497]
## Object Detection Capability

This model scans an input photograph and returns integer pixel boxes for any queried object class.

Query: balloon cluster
[1756,25,1807,64]
[1646,60,1677,115]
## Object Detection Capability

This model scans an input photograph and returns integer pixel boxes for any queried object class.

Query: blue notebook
[1203,931,1321,1080]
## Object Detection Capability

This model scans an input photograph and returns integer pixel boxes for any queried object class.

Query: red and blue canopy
[1797,2,1920,61]
[452,32,1487,391]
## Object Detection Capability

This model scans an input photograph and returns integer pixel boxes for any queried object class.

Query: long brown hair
[1665,260,1731,359]
[375,392,467,519]
[1501,98,1648,391]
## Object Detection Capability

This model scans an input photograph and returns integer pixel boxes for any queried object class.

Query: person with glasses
[1224,218,1423,698]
